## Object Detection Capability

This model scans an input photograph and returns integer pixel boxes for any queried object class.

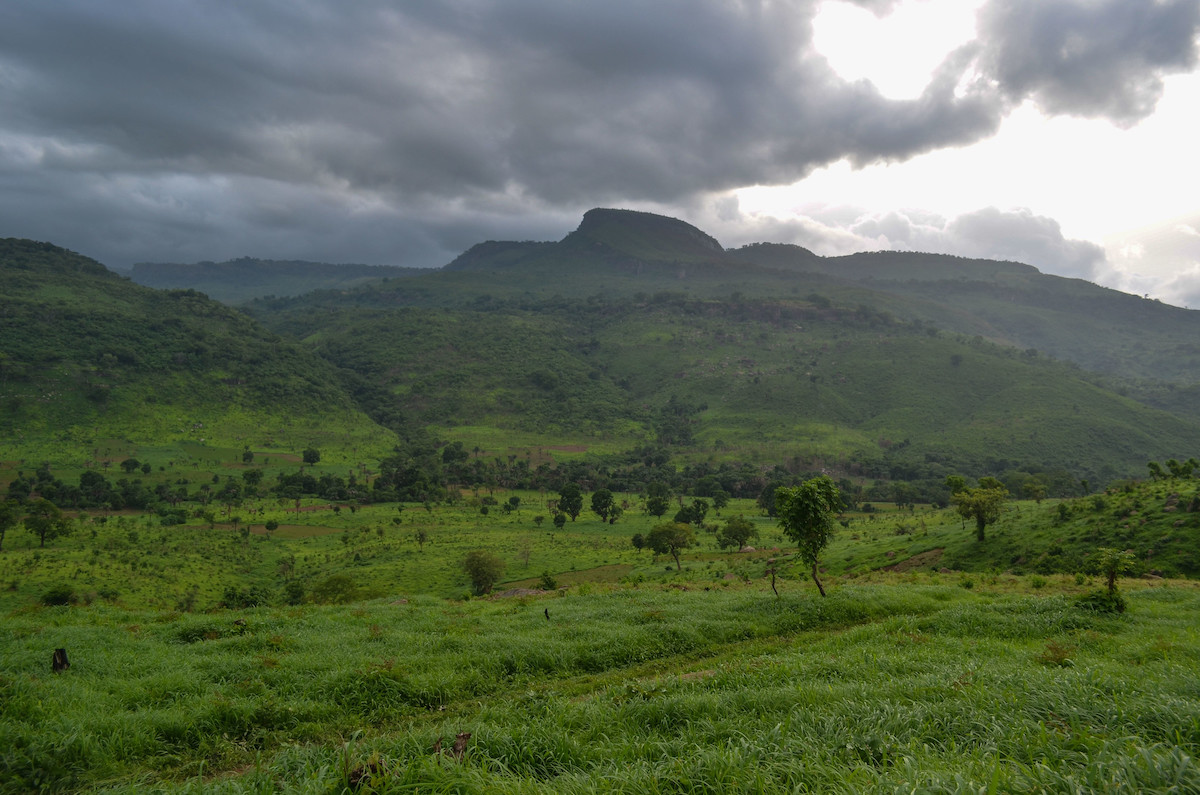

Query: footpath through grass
[4,580,1200,792]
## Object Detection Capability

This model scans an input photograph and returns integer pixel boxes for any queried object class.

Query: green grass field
[4,580,1199,792]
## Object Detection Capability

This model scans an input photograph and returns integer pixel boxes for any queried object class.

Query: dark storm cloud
[0,0,1196,268]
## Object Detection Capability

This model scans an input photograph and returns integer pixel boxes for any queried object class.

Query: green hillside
[729,245,1200,387]
[254,290,1200,484]
[0,239,397,465]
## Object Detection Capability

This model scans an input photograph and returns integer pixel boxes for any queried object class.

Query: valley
[3,211,1200,791]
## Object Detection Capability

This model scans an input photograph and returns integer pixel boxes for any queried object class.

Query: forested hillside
[0,239,395,463]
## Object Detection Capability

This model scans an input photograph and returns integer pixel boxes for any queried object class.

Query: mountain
[129,257,424,304]
[240,209,1200,389]
[243,210,1200,484]
[0,239,396,464]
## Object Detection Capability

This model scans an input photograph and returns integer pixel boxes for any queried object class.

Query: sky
[2,0,1199,307]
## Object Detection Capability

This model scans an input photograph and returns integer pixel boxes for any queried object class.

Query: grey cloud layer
[0,0,1196,268]
[709,204,1106,280]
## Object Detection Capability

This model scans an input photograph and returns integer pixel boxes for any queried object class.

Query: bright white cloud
[812,0,985,99]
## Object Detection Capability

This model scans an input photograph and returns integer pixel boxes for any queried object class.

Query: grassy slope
[0,239,396,465]
[730,246,1200,386]
[3,581,1199,792]
[3,474,1197,617]
[254,292,1200,482]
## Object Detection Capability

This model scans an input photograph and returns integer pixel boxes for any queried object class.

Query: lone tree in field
[557,483,583,522]
[647,522,696,571]
[775,476,844,597]
[462,550,505,594]
[24,498,72,548]
[952,484,1009,542]
[302,447,321,465]
[1096,547,1136,596]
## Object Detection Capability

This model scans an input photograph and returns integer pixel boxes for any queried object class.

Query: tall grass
[3,583,1199,792]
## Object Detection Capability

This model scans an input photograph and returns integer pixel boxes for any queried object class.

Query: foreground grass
[4,581,1199,792]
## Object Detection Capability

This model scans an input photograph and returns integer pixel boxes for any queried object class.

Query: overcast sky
[2,0,1199,306]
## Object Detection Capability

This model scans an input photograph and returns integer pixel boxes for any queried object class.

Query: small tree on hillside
[1097,547,1136,596]
[647,522,696,571]
[24,498,72,548]
[645,482,672,518]
[716,515,758,550]
[590,489,615,522]
[302,447,321,465]
[0,499,19,551]
[775,476,843,597]
[952,485,1009,542]
[557,483,583,522]
[462,550,505,594]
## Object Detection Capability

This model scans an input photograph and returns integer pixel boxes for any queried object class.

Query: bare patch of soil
[882,548,944,572]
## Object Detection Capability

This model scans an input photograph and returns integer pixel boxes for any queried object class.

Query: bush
[41,584,74,606]
[282,580,305,605]
[221,585,271,609]
[309,574,360,604]
[1076,589,1126,613]
[462,550,505,595]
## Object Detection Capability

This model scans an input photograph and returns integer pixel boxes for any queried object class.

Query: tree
[119,457,141,474]
[302,447,321,465]
[945,475,967,495]
[0,499,19,551]
[775,476,843,597]
[590,489,615,522]
[711,489,730,513]
[892,481,918,511]
[557,483,583,521]
[645,482,672,518]
[674,498,709,527]
[462,550,505,594]
[24,498,71,548]
[552,512,567,529]
[1096,547,1136,596]
[647,522,696,571]
[952,485,1009,542]
[716,515,758,550]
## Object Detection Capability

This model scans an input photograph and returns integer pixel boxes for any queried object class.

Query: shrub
[221,585,271,609]
[1036,640,1075,667]
[1076,589,1126,613]
[309,574,360,604]
[41,584,74,606]
[462,550,505,595]
[282,580,305,605]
